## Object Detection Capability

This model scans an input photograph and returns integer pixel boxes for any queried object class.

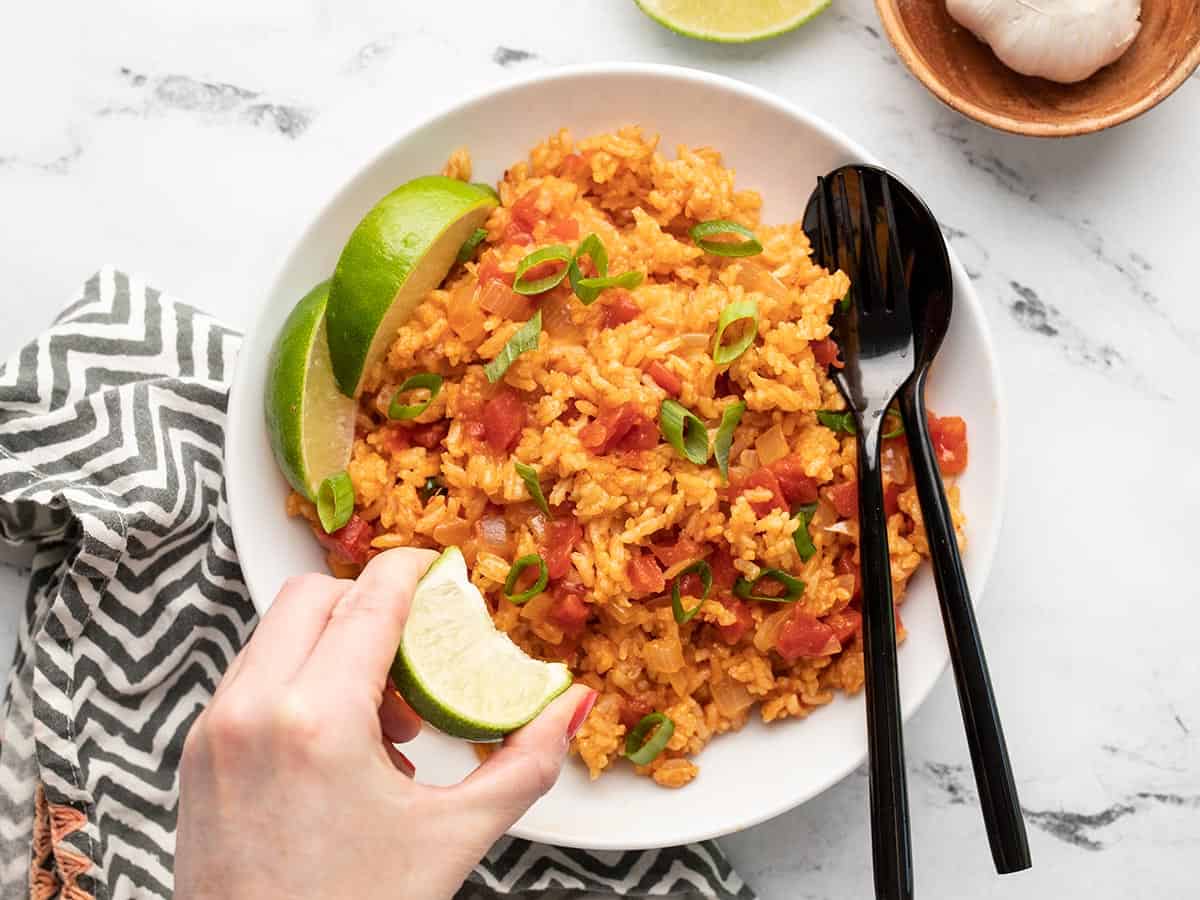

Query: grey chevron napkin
[0,268,755,900]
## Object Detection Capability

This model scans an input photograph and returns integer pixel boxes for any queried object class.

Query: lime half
[634,0,830,42]
[265,281,356,500]
[327,176,497,396]
[391,548,573,741]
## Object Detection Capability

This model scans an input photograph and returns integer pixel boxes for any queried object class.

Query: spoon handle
[856,420,913,900]
[899,371,1032,875]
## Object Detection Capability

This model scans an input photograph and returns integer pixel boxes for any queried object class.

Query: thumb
[452,684,597,834]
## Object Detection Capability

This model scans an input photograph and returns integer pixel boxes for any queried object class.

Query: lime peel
[391,547,573,742]
[327,176,498,397]
[264,281,356,500]
[633,0,831,43]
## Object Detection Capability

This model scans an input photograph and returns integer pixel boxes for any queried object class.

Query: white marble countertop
[2,2,1197,897]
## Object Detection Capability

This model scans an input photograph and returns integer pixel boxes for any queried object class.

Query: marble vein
[0,141,83,175]
[1001,280,1169,397]
[493,46,538,67]
[343,34,400,73]
[100,68,313,138]
[1023,793,1200,852]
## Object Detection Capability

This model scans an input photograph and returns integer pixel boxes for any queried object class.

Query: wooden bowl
[875,0,1200,137]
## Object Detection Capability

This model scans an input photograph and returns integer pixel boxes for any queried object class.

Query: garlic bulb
[946,0,1142,84]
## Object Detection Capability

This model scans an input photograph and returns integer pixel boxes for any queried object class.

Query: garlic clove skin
[946,0,1142,84]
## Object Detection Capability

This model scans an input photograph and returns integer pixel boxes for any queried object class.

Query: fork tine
[854,168,888,318]
[880,176,911,321]
[816,175,837,270]
[831,172,863,311]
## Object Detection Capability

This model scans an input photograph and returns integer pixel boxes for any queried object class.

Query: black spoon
[805,167,1032,877]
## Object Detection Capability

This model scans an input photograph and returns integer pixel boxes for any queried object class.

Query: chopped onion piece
[755,424,789,466]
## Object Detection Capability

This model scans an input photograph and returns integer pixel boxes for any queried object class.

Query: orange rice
[288,127,968,788]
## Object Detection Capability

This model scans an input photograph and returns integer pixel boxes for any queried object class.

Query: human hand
[175,548,596,900]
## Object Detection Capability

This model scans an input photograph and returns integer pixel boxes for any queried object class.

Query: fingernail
[566,690,598,741]
[396,750,416,778]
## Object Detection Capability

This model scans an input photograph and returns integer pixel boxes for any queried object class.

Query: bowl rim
[225,61,1010,847]
[874,0,1200,137]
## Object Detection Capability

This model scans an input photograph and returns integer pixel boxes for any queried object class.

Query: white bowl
[225,63,1006,850]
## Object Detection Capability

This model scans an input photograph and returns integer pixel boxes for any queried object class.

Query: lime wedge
[633,0,830,42]
[327,176,498,396]
[391,547,573,741]
[265,281,356,500]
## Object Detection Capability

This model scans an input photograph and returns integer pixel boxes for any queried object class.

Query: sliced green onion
[484,311,542,383]
[514,460,550,515]
[734,569,806,603]
[659,400,710,465]
[418,476,447,504]
[711,299,759,364]
[817,409,856,435]
[624,712,675,765]
[839,292,851,312]
[316,471,354,534]
[713,401,746,484]
[816,408,903,438]
[671,560,713,624]
[689,220,763,258]
[456,228,488,264]
[792,502,818,562]
[503,554,549,605]
[568,233,643,304]
[513,245,572,295]
[882,409,905,439]
[568,233,609,302]
[388,373,443,420]
[575,270,644,304]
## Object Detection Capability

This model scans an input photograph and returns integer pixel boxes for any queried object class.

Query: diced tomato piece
[581,403,634,452]
[511,189,542,229]
[643,360,682,397]
[827,481,858,519]
[929,413,968,475]
[408,420,449,450]
[676,572,705,599]
[542,517,583,580]
[580,402,656,454]
[770,455,819,505]
[382,425,411,454]
[825,609,862,645]
[776,611,841,662]
[559,152,589,179]
[478,254,515,287]
[627,551,665,597]
[550,217,580,240]
[616,417,659,452]
[619,694,655,730]
[716,596,754,646]
[503,223,534,246]
[884,481,902,516]
[709,546,739,591]
[574,255,598,278]
[465,419,485,441]
[650,534,702,569]
[836,551,862,601]
[739,468,789,517]
[549,582,591,637]
[313,514,373,565]
[600,290,640,328]
[480,388,526,453]
[810,338,844,369]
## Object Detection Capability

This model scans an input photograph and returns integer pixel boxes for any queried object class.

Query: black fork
[815,167,916,900]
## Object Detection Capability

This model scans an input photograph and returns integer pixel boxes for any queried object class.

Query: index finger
[296,548,438,708]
